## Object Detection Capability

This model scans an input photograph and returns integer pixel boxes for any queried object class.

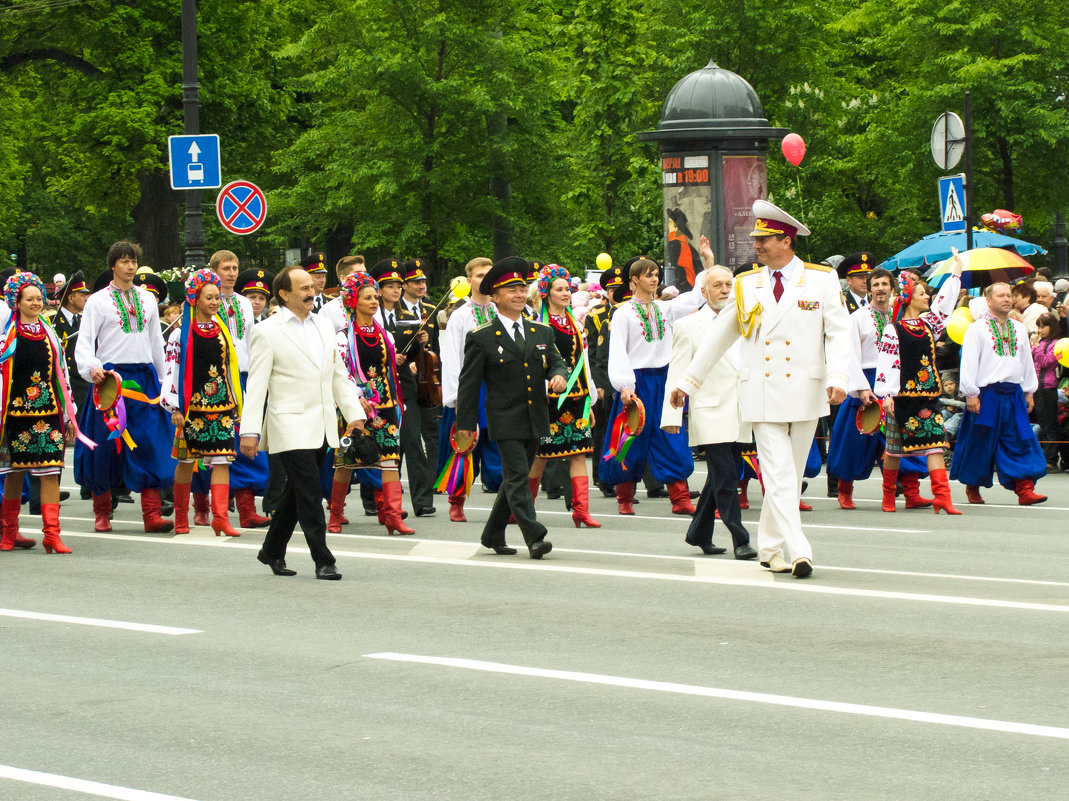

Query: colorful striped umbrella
[923,247,1035,289]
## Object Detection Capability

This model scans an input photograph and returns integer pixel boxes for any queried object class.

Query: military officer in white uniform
[670,200,853,578]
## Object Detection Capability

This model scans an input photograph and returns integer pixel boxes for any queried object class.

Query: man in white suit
[670,201,852,578]
[662,258,757,560]
[241,267,366,580]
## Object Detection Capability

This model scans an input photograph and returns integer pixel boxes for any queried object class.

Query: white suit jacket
[662,305,750,445]
[677,259,853,423]
[242,310,364,453]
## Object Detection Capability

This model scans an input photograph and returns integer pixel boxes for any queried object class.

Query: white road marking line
[364,653,1069,741]
[0,608,200,636]
[57,531,1069,612]
[58,528,1069,598]
[0,765,201,801]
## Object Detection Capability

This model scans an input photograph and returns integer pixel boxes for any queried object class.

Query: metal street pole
[964,91,973,251]
[181,0,205,269]
[1054,213,1067,276]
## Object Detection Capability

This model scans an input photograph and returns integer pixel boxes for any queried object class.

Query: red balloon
[781,133,806,166]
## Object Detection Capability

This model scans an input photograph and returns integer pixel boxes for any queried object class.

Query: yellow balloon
[946,313,971,345]
[951,305,972,322]
[595,252,612,271]
[1055,338,1069,368]
[450,275,471,300]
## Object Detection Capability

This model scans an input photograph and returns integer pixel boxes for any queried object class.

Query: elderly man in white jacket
[241,267,366,580]
[662,261,757,560]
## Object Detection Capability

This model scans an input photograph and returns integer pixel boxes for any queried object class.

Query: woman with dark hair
[875,253,963,513]
[1030,312,1061,470]
[527,264,600,527]
[0,272,86,553]
[161,268,242,536]
[329,271,412,536]
[667,208,703,291]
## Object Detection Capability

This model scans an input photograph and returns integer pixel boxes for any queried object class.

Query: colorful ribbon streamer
[433,425,479,497]
[603,407,638,471]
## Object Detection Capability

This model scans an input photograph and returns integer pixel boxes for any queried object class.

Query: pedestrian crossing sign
[938,175,966,233]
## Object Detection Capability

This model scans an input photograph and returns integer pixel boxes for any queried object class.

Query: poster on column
[661,154,712,292]
[722,155,767,275]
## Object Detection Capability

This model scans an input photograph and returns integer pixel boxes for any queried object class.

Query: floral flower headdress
[892,271,917,322]
[184,268,221,307]
[537,264,570,298]
[4,271,46,311]
[341,271,379,313]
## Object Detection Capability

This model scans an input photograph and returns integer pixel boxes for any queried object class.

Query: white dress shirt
[75,283,165,381]
[279,306,324,369]
[440,298,497,408]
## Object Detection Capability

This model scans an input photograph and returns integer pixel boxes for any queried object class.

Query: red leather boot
[382,481,414,535]
[210,483,240,536]
[1014,478,1047,505]
[93,492,113,532]
[881,467,898,512]
[570,476,601,528]
[234,489,271,528]
[448,489,467,522]
[0,497,22,550]
[0,496,36,549]
[837,479,855,510]
[930,468,962,514]
[668,480,696,515]
[173,481,191,534]
[192,491,210,526]
[737,479,750,510]
[901,472,934,508]
[529,477,541,504]
[616,482,636,515]
[328,480,349,533]
[965,485,984,504]
[374,488,385,525]
[141,488,174,533]
[41,503,71,554]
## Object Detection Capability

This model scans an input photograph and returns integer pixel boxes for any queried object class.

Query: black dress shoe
[80,487,92,500]
[115,491,134,504]
[363,505,377,516]
[597,482,616,498]
[59,490,70,502]
[546,488,563,500]
[689,490,701,499]
[482,542,517,555]
[415,506,436,517]
[734,544,758,560]
[700,545,727,555]
[316,564,342,580]
[29,503,41,516]
[160,499,175,517]
[529,540,552,559]
[257,551,296,576]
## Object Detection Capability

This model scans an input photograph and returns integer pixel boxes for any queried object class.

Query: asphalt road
[2,462,1067,801]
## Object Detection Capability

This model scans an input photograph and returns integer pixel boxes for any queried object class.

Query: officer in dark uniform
[236,267,275,323]
[587,265,623,498]
[303,251,329,312]
[398,258,442,478]
[838,252,873,314]
[372,259,437,517]
[457,257,568,559]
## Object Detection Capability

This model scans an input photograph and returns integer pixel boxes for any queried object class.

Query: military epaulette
[735,266,762,279]
[527,319,550,329]
[804,262,833,272]
[473,320,496,331]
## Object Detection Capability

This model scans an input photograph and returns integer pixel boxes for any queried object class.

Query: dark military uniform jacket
[456,316,567,441]
[52,307,90,404]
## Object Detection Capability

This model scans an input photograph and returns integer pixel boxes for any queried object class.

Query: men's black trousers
[686,443,751,550]
[260,443,336,568]
[482,438,546,550]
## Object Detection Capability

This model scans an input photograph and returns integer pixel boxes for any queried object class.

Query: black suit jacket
[456,316,567,441]
[52,309,90,403]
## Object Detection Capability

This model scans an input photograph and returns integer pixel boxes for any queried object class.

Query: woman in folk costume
[329,271,413,536]
[874,253,963,514]
[526,265,600,528]
[160,269,243,536]
[0,272,88,553]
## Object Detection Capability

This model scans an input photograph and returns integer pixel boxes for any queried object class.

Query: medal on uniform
[497,345,503,354]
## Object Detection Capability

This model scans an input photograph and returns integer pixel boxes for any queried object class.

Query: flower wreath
[4,271,46,311]
[341,271,379,313]
[184,268,221,307]
[892,271,917,322]
[537,264,570,298]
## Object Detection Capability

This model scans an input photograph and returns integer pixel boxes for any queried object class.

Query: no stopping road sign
[216,180,267,235]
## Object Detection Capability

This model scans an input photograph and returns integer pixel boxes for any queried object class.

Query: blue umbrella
[879,230,1046,272]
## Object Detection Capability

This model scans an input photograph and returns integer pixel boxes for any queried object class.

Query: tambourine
[93,370,123,412]
[855,401,885,435]
[450,423,479,455]
[624,396,645,437]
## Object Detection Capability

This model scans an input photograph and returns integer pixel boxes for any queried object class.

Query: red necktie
[773,270,784,302]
